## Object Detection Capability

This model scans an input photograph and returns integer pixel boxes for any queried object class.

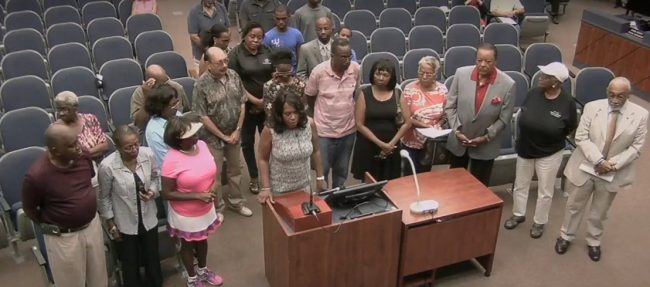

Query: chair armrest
[0,196,10,213]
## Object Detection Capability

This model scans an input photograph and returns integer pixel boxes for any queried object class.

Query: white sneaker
[231,206,253,217]
[216,212,224,223]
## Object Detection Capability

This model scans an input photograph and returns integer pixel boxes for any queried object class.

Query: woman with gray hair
[400,56,448,174]
[54,91,109,161]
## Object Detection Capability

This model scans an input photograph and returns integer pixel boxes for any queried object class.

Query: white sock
[188,275,197,282]
[197,266,208,275]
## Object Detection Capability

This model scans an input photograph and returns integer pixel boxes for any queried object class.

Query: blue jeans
[319,133,355,189]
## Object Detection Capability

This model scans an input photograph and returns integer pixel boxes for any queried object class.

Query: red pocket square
[491,97,503,105]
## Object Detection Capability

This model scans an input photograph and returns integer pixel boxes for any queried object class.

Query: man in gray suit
[555,77,648,262]
[296,16,333,78]
[445,43,515,185]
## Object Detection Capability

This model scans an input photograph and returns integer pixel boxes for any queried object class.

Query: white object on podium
[399,150,439,214]
[416,128,452,139]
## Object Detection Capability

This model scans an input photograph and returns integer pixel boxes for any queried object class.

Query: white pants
[560,179,617,246]
[512,150,564,224]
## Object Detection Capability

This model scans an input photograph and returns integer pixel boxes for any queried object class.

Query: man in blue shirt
[263,5,304,71]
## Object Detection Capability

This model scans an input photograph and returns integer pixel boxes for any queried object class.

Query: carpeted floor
[1,0,649,286]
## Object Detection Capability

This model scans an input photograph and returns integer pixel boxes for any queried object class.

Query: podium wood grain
[263,193,402,287]
[382,168,504,286]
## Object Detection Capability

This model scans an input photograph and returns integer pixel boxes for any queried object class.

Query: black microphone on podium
[302,178,321,215]
[400,150,439,214]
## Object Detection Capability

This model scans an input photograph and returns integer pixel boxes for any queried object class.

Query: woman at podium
[257,90,326,204]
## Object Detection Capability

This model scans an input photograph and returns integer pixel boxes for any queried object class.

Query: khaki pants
[44,214,108,287]
[560,179,617,246]
[512,150,564,224]
[208,142,245,212]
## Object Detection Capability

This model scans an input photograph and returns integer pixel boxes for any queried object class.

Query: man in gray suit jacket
[296,16,333,78]
[445,43,515,185]
[555,77,648,262]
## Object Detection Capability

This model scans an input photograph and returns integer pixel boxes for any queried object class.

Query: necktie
[321,45,330,61]
[601,111,618,158]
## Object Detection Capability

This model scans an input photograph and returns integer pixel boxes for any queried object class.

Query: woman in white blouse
[98,125,163,287]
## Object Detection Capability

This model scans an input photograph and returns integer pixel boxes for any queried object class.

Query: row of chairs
[1,12,162,56]
[3,1,116,33]
[1,5,157,43]
[358,41,562,85]
[344,5,482,37]
[0,0,131,24]
[0,46,189,113]
[1,27,175,82]
[351,22,519,61]
[285,0,464,16]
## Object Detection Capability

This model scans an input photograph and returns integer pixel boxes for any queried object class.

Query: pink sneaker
[197,268,224,286]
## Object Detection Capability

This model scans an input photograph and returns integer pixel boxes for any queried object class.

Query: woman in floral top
[54,91,110,192]
[401,56,448,174]
[54,91,109,161]
[263,48,306,125]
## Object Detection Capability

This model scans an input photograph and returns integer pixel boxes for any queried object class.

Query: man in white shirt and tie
[555,77,648,262]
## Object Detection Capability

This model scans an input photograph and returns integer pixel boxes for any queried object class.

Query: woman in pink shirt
[401,56,448,174]
[161,116,223,287]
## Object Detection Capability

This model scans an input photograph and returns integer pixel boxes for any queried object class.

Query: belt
[59,223,90,234]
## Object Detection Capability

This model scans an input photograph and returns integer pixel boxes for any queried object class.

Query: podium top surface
[383,168,503,226]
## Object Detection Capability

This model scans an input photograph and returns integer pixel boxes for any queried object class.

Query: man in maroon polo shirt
[22,124,107,287]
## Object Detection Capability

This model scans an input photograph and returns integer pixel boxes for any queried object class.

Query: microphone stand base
[410,200,439,215]
[302,202,321,215]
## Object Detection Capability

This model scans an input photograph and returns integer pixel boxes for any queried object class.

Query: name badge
[550,111,561,118]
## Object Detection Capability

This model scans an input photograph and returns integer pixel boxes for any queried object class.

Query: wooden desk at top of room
[382,168,504,287]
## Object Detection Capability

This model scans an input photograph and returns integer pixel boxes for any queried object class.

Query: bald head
[145,65,169,83]
[316,16,331,27]
[205,46,226,63]
[45,123,76,149]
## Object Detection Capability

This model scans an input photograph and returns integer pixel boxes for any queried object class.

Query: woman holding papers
[351,59,411,181]
[400,56,448,174]
[504,62,577,239]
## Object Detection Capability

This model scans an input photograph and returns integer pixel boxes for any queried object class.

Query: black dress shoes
[588,245,601,262]
[555,237,571,254]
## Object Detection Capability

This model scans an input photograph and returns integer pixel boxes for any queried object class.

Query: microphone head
[399,149,410,159]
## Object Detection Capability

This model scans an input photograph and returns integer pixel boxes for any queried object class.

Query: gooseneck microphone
[400,150,439,214]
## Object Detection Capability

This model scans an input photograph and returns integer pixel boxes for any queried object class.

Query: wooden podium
[382,168,504,286]
[263,189,402,287]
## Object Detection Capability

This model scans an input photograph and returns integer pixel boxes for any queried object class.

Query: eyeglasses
[418,71,436,77]
[121,142,140,152]
[211,58,229,67]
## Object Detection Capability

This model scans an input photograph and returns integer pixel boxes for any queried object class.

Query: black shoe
[555,237,571,254]
[504,215,526,229]
[530,223,544,239]
[587,245,601,262]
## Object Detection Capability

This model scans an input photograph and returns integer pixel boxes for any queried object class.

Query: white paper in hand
[416,128,452,139]
[579,163,615,182]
